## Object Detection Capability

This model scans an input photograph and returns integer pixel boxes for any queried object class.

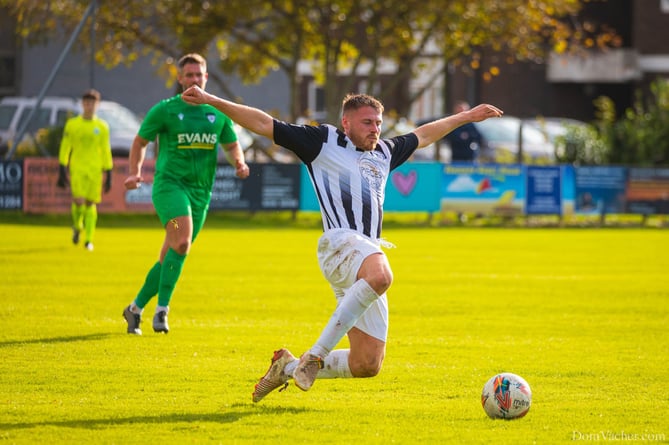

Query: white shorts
[317,229,389,341]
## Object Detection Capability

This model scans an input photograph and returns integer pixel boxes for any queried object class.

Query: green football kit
[133,95,238,310]
[139,94,238,233]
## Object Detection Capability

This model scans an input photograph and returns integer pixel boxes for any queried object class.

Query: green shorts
[152,178,211,240]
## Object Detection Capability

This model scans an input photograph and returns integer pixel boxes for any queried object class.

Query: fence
[1,159,668,219]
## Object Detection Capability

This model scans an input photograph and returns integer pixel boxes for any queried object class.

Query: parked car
[522,117,588,141]
[474,116,556,164]
[414,115,556,164]
[0,96,151,158]
[521,117,591,161]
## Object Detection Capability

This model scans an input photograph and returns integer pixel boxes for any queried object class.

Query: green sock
[158,248,186,307]
[134,261,161,309]
[83,204,97,243]
[71,203,84,230]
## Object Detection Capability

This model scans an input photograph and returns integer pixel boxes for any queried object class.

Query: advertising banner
[15,159,664,217]
[385,162,442,212]
[209,163,300,211]
[22,158,156,214]
[441,163,525,216]
[526,166,562,215]
[21,159,299,214]
[299,162,442,212]
[561,165,576,215]
[574,166,627,214]
[625,167,669,215]
[0,160,23,211]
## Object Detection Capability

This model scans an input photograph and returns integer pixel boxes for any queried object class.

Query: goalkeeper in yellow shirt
[57,89,113,251]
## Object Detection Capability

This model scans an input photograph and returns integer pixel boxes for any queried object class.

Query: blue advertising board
[574,166,627,214]
[526,166,562,215]
[561,165,575,215]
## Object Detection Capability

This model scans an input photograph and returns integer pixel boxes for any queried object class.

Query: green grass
[0,214,667,444]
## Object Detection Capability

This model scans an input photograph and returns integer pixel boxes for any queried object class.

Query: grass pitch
[0,214,667,444]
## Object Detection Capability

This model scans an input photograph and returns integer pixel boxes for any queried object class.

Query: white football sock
[318,349,353,378]
[284,359,299,377]
[285,350,352,379]
[309,279,379,358]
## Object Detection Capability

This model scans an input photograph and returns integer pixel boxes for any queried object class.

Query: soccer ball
[481,373,532,419]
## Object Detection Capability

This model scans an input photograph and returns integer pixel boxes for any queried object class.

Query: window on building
[0,56,15,96]
[307,82,326,121]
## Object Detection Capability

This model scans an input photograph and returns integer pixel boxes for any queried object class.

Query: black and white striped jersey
[273,120,419,239]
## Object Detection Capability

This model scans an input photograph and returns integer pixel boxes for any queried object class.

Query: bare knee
[365,267,393,295]
[166,234,191,256]
[358,254,393,295]
[172,238,191,255]
[165,217,193,256]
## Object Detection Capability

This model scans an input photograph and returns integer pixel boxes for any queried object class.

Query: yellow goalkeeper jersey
[58,115,113,174]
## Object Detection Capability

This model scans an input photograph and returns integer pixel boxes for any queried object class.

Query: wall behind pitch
[299,162,442,212]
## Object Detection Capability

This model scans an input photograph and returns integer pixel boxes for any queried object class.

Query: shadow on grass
[0,333,113,348]
[0,405,311,431]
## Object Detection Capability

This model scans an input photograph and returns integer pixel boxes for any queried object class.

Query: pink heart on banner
[391,170,417,196]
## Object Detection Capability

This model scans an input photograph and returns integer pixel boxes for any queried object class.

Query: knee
[172,238,191,256]
[366,267,393,295]
[357,253,393,295]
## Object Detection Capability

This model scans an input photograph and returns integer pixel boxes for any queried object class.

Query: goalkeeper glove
[104,170,112,193]
[56,164,68,188]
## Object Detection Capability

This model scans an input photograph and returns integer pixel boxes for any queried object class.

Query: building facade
[444,0,669,122]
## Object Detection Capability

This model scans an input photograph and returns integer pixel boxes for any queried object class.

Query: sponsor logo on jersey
[177,133,218,149]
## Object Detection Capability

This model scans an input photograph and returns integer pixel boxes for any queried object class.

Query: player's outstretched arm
[413,104,503,149]
[182,86,275,140]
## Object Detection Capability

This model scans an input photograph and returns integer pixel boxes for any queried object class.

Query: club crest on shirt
[358,151,385,194]
[206,113,216,123]
[178,113,184,121]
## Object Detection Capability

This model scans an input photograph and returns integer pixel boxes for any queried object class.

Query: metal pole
[89,0,97,88]
[5,0,97,159]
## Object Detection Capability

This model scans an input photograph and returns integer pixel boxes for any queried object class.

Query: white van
[0,96,149,158]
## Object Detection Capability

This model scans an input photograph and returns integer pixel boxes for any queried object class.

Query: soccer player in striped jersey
[182,85,502,401]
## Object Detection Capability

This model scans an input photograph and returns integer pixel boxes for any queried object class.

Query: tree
[2,0,619,122]
[595,78,669,166]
